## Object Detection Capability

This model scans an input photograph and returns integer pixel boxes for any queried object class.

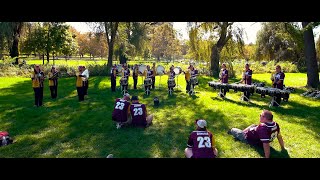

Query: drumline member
[121,63,130,90]
[219,63,228,98]
[240,63,252,101]
[271,65,285,106]
[166,66,176,91]
[112,93,131,129]
[31,64,45,107]
[144,65,153,92]
[76,66,85,101]
[152,62,156,90]
[189,64,198,92]
[129,96,153,128]
[110,64,118,92]
[82,66,89,95]
[133,64,139,89]
[184,66,191,93]
[48,66,59,99]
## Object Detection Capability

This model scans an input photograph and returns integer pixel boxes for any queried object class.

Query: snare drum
[120,77,128,86]
[190,77,198,85]
[144,78,152,86]
[167,78,176,87]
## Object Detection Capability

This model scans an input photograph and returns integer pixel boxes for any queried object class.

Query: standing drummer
[240,63,252,101]
[271,65,285,106]
[121,63,130,90]
[219,63,228,98]
[189,64,198,89]
[145,65,153,92]
[132,64,139,89]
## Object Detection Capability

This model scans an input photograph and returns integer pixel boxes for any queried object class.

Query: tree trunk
[9,22,23,64]
[211,45,221,77]
[46,51,49,63]
[302,22,319,88]
[42,54,45,65]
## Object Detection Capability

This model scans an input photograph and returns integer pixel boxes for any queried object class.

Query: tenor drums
[120,77,128,86]
[144,78,152,86]
[139,64,147,74]
[167,78,176,87]
[156,65,165,75]
[190,77,198,85]
[174,67,182,75]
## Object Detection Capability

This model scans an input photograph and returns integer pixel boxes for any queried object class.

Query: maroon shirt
[187,130,216,158]
[222,69,228,83]
[130,102,147,127]
[244,69,252,85]
[244,122,280,146]
[112,98,131,122]
[123,68,130,78]
[274,72,285,90]
[170,71,176,79]
[147,70,154,78]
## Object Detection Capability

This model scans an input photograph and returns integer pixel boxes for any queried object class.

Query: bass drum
[139,64,147,74]
[174,67,182,75]
[156,65,165,75]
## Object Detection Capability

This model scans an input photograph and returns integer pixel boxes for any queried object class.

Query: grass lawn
[0,73,319,158]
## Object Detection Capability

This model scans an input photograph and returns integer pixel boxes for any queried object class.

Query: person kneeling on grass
[129,96,153,128]
[112,93,132,129]
[227,109,285,158]
[185,119,218,158]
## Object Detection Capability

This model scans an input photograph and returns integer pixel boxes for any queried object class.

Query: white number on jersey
[197,136,211,148]
[115,102,125,110]
[133,107,143,116]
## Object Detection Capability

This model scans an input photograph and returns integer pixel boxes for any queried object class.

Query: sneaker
[106,154,114,158]
[116,123,122,129]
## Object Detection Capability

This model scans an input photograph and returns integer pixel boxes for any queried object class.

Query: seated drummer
[219,63,228,98]
[240,63,252,101]
[271,65,285,106]
[145,65,153,91]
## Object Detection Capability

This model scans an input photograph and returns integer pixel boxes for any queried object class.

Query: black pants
[152,77,155,89]
[83,80,88,95]
[186,80,190,92]
[49,85,58,99]
[77,87,85,101]
[133,78,138,89]
[111,78,116,92]
[244,90,250,101]
[33,87,43,106]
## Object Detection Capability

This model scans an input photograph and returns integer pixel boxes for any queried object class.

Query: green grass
[0,73,319,158]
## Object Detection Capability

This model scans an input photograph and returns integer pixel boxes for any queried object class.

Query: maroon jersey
[112,98,131,122]
[274,72,285,90]
[187,130,216,158]
[130,103,147,127]
[244,69,252,85]
[123,68,130,78]
[244,122,280,146]
[169,71,176,79]
[221,69,228,83]
[191,69,198,78]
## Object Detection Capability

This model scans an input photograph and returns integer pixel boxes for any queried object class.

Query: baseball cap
[123,93,130,98]
[131,96,139,101]
[196,119,207,128]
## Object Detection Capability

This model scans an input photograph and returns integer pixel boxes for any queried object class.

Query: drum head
[139,64,147,74]
[156,65,165,75]
[174,67,181,75]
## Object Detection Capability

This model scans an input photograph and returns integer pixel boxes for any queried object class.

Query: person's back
[245,121,280,146]
[130,102,147,127]
[188,130,215,158]
[112,98,131,123]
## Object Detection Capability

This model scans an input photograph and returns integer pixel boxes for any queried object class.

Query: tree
[188,22,244,77]
[0,22,24,64]
[302,22,319,88]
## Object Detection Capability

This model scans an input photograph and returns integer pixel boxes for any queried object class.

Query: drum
[116,65,122,76]
[174,67,182,75]
[144,78,152,86]
[280,89,290,102]
[156,65,165,75]
[167,78,176,87]
[139,64,147,74]
[120,77,128,86]
[190,77,198,85]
